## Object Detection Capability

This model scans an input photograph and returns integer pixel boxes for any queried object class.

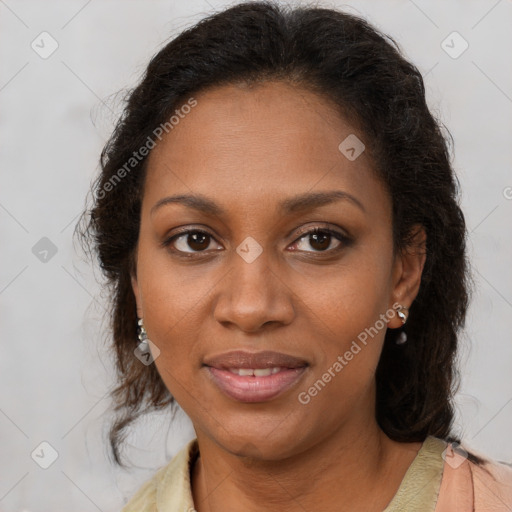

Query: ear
[387,225,427,328]
[131,272,144,319]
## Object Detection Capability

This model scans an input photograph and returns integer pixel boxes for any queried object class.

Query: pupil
[311,232,330,250]
[189,232,209,250]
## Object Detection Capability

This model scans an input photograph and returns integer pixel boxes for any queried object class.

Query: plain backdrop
[1,0,511,510]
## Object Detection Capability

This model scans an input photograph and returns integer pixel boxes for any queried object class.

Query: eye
[162,225,351,257]
[162,229,222,254]
[290,226,349,253]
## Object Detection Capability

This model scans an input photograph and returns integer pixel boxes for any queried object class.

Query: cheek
[306,252,393,336]
[134,247,210,390]
[136,243,213,335]
[301,253,393,383]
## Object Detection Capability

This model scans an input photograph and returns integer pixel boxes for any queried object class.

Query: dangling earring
[396,331,407,345]
[395,305,408,345]
[134,317,161,365]
[137,318,148,347]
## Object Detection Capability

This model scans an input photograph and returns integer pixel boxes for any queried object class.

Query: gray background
[1,0,511,510]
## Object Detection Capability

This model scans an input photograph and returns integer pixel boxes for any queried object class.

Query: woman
[79,1,512,510]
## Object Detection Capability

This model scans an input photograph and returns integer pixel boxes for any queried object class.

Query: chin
[212,428,308,462]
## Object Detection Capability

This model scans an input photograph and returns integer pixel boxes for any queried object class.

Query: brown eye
[164,230,222,254]
[185,232,210,251]
[308,230,332,251]
[291,227,349,253]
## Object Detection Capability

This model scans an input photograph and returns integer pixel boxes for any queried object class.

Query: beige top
[121,435,512,511]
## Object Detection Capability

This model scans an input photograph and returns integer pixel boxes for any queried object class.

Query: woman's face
[132,81,423,460]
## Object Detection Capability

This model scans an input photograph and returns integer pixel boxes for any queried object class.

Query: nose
[213,243,295,333]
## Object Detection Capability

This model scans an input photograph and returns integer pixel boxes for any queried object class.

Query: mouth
[203,350,309,403]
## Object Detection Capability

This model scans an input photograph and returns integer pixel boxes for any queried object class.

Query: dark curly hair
[77,0,486,468]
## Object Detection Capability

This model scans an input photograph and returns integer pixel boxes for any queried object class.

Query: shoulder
[121,438,198,512]
[120,463,167,512]
[471,455,512,508]
[435,439,512,511]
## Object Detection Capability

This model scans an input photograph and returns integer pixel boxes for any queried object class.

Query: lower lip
[205,366,307,403]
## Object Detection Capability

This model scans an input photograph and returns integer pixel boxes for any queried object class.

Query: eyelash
[161,225,351,257]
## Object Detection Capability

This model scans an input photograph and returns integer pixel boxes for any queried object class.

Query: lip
[203,350,309,403]
[205,366,308,402]
[203,350,308,370]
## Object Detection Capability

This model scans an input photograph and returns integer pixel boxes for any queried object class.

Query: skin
[131,81,427,511]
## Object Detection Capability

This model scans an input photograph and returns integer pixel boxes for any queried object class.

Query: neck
[191,411,409,512]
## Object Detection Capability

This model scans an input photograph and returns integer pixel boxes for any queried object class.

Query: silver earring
[395,305,408,345]
[396,305,408,325]
[134,317,161,365]
[137,318,148,346]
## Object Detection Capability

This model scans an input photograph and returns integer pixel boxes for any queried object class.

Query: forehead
[143,81,389,220]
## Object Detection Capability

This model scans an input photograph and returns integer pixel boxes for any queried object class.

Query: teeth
[254,368,272,377]
[227,367,282,376]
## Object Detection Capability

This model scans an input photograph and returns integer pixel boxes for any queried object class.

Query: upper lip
[203,350,308,370]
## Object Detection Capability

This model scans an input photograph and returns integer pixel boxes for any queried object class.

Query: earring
[395,305,408,345]
[396,331,407,345]
[396,305,408,325]
[137,318,148,346]
[134,317,161,365]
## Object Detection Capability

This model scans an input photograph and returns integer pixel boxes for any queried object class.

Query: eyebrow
[150,190,365,217]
